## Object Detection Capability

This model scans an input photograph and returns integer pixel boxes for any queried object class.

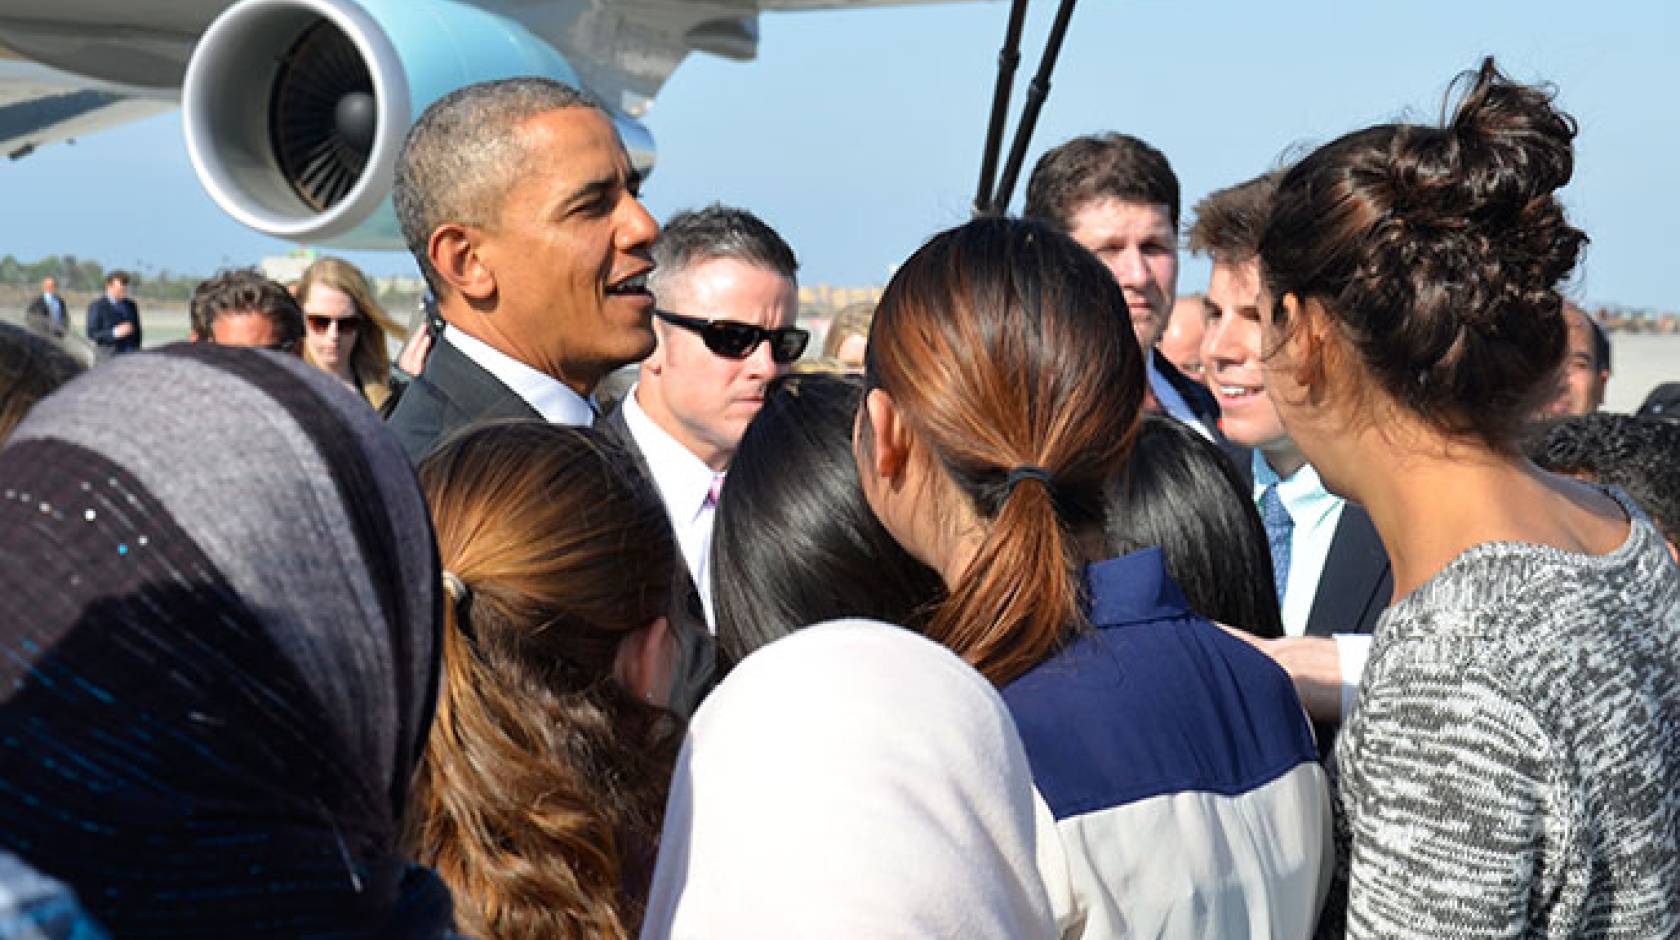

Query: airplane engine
[181,0,656,248]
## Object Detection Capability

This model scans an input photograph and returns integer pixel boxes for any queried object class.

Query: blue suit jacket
[85,296,141,354]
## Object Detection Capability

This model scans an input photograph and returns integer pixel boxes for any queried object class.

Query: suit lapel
[425,338,544,425]
[1304,502,1393,637]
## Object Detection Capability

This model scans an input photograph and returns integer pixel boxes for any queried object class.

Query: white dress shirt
[1252,451,1373,718]
[620,386,721,630]
[1147,350,1215,441]
[441,326,595,427]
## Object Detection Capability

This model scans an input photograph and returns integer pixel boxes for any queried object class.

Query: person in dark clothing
[1024,132,1223,442]
[0,345,464,938]
[23,277,68,340]
[84,271,141,359]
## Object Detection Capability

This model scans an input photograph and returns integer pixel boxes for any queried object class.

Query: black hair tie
[1003,465,1053,497]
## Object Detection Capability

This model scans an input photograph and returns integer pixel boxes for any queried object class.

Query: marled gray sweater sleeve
[1341,642,1565,938]
[1320,498,1680,940]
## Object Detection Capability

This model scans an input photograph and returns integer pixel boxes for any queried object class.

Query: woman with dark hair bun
[857,216,1329,938]
[1258,59,1680,937]
[1105,414,1284,639]
[710,372,943,670]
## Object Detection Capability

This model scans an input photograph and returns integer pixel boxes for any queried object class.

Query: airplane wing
[0,54,174,161]
[495,0,980,118]
[0,0,975,245]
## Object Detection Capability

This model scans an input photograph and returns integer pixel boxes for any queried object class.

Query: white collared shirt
[1252,451,1372,718]
[1147,350,1215,441]
[621,385,721,631]
[442,326,595,427]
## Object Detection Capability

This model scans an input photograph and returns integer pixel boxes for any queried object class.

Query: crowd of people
[0,55,1676,940]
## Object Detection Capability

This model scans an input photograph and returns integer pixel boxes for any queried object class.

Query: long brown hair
[411,421,681,940]
[296,256,405,407]
[865,217,1147,686]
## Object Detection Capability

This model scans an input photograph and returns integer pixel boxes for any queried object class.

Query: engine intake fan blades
[271,19,375,212]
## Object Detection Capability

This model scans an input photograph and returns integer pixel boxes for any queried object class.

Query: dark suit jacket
[24,294,66,338]
[1304,502,1391,639]
[598,402,718,717]
[1153,354,1221,435]
[86,296,141,355]
[384,336,541,464]
[1232,448,1393,637]
[1235,448,1393,757]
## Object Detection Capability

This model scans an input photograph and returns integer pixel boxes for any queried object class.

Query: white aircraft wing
[0,55,173,160]
[0,0,975,245]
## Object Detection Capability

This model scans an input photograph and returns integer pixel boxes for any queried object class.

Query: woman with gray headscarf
[0,345,455,938]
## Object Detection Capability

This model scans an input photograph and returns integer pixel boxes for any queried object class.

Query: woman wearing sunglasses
[855,217,1329,938]
[296,256,407,409]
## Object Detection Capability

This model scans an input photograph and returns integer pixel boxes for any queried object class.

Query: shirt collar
[442,326,595,427]
[1084,548,1193,628]
[1251,450,1341,524]
[621,384,719,520]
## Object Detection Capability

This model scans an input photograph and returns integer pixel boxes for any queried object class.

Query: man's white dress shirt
[443,326,595,427]
[621,386,721,630]
[1252,451,1373,719]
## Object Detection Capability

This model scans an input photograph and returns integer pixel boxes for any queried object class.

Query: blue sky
[2,0,1675,309]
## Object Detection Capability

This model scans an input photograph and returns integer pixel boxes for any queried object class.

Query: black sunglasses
[655,310,809,364]
[306,313,362,333]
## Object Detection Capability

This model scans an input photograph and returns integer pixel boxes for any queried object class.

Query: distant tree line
[0,255,202,303]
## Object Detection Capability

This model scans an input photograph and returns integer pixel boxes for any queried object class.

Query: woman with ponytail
[411,421,682,940]
[1258,60,1680,938]
[855,217,1329,938]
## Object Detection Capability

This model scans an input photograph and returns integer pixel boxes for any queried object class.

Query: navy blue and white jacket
[1002,549,1331,939]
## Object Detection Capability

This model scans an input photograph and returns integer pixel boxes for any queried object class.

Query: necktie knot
[704,472,725,509]
[1259,483,1294,605]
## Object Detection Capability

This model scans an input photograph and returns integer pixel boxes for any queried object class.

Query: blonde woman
[296,256,405,407]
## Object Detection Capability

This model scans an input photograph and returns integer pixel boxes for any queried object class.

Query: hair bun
[1443,57,1577,222]
[1258,57,1589,447]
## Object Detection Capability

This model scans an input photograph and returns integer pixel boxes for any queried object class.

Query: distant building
[798,283,884,312]
[259,249,318,286]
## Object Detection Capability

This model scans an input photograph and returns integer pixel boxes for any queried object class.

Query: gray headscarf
[0,345,449,937]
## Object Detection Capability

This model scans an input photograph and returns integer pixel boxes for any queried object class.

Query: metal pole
[991,0,1079,215]
[972,0,1030,217]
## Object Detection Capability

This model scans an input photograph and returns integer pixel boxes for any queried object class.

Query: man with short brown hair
[1025,133,1219,439]
[1191,171,1393,745]
[86,271,141,360]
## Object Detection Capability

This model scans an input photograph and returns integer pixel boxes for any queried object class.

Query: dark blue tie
[1259,483,1293,605]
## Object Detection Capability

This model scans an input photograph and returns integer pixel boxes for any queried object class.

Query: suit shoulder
[385,376,455,464]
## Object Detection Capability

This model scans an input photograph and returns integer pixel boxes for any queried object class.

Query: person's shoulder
[384,375,452,464]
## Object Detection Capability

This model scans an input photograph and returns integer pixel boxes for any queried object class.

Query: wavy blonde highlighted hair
[411,421,681,940]
[296,256,406,408]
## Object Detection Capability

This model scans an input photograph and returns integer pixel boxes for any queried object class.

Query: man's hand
[396,327,433,378]
[113,322,135,340]
[1218,627,1343,723]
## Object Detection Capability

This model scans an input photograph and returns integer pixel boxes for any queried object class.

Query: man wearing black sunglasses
[602,205,802,659]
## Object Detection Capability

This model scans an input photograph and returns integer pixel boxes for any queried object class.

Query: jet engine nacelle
[182,0,655,248]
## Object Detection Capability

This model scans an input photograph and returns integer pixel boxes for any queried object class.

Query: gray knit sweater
[1321,491,1680,939]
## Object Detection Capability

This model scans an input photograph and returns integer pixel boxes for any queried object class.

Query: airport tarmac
[3,304,1674,415]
